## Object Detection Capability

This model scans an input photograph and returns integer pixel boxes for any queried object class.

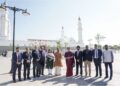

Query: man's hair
[76,45,80,48]
[16,47,19,49]
[94,44,97,46]
[104,44,108,47]
[25,47,29,50]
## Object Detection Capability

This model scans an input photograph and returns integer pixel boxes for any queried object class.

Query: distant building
[28,39,57,47]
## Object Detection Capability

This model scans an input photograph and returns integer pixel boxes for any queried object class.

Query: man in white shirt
[103,45,114,80]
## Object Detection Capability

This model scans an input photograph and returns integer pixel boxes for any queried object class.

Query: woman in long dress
[64,47,75,77]
[46,49,55,75]
[54,48,62,76]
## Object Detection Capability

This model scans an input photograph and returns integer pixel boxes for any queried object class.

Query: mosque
[0,1,84,49]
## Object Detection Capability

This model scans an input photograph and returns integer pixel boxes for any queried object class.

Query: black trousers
[40,59,45,75]
[33,62,37,77]
[12,64,22,81]
[94,59,102,77]
[40,63,45,75]
[36,62,41,77]
[104,62,113,79]
[23,63,31,79]
[76,61,83,75]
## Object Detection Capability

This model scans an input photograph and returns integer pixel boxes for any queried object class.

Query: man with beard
[32,46,40,78]
[39,46,47,75]
[12,47,22,83]
[23,48,32,80]
[74,45,83,76]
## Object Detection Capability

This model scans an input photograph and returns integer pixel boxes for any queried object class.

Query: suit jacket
[39,50,46,65]
[83,49,92,61]
[92,49,102,61]
[12,52,22,65]
[22,51,32,64]
[32,50,39,62]
[74,51,83,62]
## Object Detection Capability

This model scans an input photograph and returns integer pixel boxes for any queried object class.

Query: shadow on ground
[0,75,110,86]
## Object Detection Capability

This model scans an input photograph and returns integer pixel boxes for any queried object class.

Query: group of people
[65,44,114,80]
[12,46,62,83]
[12,44,114,83]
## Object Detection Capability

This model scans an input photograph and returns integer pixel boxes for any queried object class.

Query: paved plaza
[0,51,120,86]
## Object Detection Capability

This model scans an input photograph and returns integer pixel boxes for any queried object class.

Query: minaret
[0,1,10,40]
[60,26,66,47]
[61,26,64,40]
[78,17,84,46]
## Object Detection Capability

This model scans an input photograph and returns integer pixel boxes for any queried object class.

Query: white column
[60,26,65,47]
[0,5,10,40]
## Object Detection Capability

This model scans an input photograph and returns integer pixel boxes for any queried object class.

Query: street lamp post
[95,33,105,46]
[88,39,92,49]
[0,2,30,73]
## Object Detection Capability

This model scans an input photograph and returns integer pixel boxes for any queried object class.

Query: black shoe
[37,75,40,77]
[33,76,36,78]
[24,78,26,80]
[19,79,22,81]
[95,75,98,77]
[80,74,83,77]
[99,76,102,78]
[27,77,31,80]
[104,76,108,79]
[109,77,112,80]
[13,80,16,83]
[75,74,78,76]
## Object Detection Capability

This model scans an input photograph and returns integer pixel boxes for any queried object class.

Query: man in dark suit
[74,45,83,76]
[12,47,22,83]
[39,46,46,75]
[32,46,40,78]
[92,44,102,78]
[23,48,32,80]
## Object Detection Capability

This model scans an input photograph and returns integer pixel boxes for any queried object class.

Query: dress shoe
[75,74,78,76]
[24,78,26,80]
[80,74,83,77]
[104,76,108,79]
[13,80,16,83]
[109,77,112,80]
[19,79,22,81]
[95,75,98,77]
[27,77,31,80]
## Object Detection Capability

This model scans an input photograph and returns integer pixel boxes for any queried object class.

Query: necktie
[17,53,19,63]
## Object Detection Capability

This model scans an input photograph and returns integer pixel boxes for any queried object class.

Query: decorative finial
[62,26,64,30]
[3,0,7,5]
[78,17,81,21]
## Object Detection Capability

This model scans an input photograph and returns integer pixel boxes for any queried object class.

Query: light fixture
[22,9,30,16]
[0,4,6,12]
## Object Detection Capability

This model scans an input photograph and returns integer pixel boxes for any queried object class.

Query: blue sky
[0,0,120,45]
